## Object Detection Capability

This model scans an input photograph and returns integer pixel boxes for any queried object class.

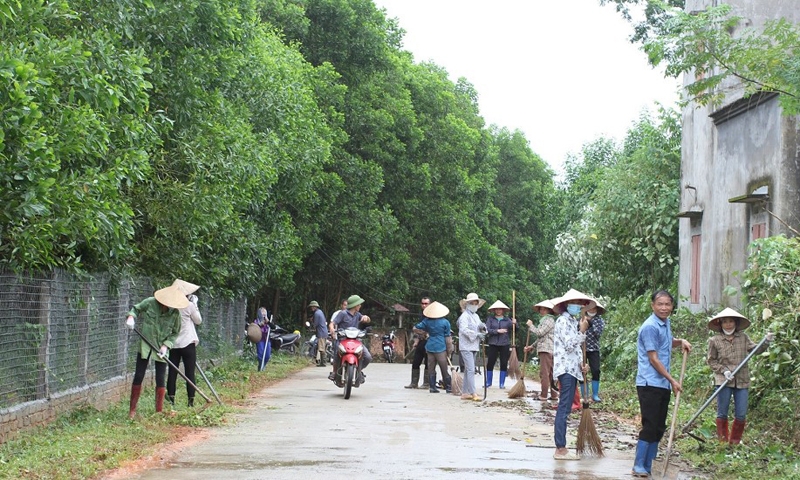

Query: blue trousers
[717,385,749,421]
[554,373,578,448]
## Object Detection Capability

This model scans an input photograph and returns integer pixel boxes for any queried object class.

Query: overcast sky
[373,0,681,176]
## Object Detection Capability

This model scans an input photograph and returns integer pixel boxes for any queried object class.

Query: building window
[691,234,701,304]
[751,222,767,240]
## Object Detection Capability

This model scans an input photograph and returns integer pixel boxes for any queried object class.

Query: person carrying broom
[484,300,516,389]
[551,289,594,460]
[632,290,692,477]
[457,292,486,401]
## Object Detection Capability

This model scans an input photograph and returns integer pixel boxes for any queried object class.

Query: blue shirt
[636,313,673,390]
[414,317,451,353]
[312,309,327,338]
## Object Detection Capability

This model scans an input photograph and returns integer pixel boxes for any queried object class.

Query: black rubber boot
[166,394,175,406]
[405,369,420,389]
[444,376,452,394]
[429,375,439,393]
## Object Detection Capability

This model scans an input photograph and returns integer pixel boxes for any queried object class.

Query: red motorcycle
[332,327,366,399]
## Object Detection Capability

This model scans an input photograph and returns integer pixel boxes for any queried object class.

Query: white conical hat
[172,279,200,296]
[423,301,450,318]
[533,299,555,312]
[487,300,510,311]
[552,289,596,314]
[708,307,750,332]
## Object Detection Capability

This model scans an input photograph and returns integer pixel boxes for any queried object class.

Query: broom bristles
[507,349,522,380]
[506,377,526,398]
[450,367,463,395]
[576,405,604,457]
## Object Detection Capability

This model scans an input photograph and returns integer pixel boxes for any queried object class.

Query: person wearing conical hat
[457,293,486,400]
[404,297,433,390]
[484,300,516,389]
[329,295,372,384]
[551,289,594,460]
[583,299,606,403]
[707,307,774,445]
[632,290,692,477]
[308,301,328,367]
[124,283,187,419]
[525,298,558,402]
[413,301,453,393]
[166,279,203,407]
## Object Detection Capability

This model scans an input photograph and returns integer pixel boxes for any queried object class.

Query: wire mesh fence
[0,270,245,411]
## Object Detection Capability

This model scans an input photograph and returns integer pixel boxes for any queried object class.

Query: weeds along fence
[0,270,246,441]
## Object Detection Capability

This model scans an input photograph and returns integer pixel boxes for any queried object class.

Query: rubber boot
[187,396,194,407]
[155,387,166,413]
[404,369,420,389]
[591,380,601,402]
[444,376,452,394]
[421,366,430,388]
[486,370,493,387]
[644,441,659,474]
[166,394,175,406]
[572,387,581,412]
[499,371,507,389]
[716,418,729,442]
[730,419,746,445]
[128,384,142,419]
[429,375,439,393]
[631,439,649,477]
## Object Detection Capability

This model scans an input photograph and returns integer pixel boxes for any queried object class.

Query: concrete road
[125,363,643,480]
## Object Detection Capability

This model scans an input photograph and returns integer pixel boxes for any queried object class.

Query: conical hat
[708,307,750,332]
[590,298,606,315]
[172,279,200,296]
[154,284,189,309]
[552,289,596,314]
[458,292,486,311]
[533,299,555,312]
[423,301,450,318]
[487,300,510,311]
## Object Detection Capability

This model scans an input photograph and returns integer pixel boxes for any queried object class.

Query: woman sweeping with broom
[457,293,486,401]
[551,289,594,460]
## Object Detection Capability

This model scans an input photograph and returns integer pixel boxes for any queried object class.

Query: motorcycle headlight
[338,343,347,355]
[354,345,363,356]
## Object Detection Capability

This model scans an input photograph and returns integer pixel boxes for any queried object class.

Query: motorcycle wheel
[344,364,355,399]
[300,342,312,358]
[384,350,393,363]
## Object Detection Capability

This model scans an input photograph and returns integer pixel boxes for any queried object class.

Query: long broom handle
[662,349,688,478]
[512,290,516,347]
[133,327,212,404]
[196,362,223,406]
[681,335,770,434]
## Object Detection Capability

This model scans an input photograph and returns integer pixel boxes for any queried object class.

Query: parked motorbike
[303,322,333,364]
[381,329,396,363]
[268,322,301,354]
[331,327,366,399]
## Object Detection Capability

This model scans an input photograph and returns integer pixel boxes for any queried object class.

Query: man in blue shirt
[632,290,692,477]
[308,301,328,367]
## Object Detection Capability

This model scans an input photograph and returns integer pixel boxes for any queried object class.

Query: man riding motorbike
[329,294,372,384]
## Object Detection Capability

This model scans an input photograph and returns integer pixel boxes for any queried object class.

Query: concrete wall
[679,0,800,312]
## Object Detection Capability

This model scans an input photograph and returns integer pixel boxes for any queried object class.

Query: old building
[678,0,800,311]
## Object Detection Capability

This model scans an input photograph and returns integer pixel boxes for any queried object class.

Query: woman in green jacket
[124,282,186,419]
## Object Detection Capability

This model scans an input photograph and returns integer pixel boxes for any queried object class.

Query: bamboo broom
[447,356,463,395]
[507,327,531,398]
[576,343,604,457]
[507,290,522,381]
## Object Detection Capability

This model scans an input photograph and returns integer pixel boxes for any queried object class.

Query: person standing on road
[254,307,272,371]
[632,290,692,477]
[525,298,557,402]
[457,293,486,400]
[551,289,593,460]
[484,300,515,389]
[414,301,453,394]
[124,283,186,419]
[166,279,203,407]
[584,300,606,403]
[308,301,328,367]
[330,295,372,383]
[404,297,432,389]
[706,308,773,444]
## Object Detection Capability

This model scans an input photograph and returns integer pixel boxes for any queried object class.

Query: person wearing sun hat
[308,300,328,367]
[525,298,558,402]
[124,282,187,419]
[707,307,774,445]
[330,295,372,383]
[583,299,606,403]
[414,301,453,393]
[484,300,516,389]
[166,279,203,407]
[457,293,486,400]
[551,289,594,460]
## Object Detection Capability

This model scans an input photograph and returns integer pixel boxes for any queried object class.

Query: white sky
[373,0,681,176]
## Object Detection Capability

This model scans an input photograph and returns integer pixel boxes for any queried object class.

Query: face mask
[466,304,479,313]
[722,327,736,335]
[586,312,596,318]
[566,304,582,316]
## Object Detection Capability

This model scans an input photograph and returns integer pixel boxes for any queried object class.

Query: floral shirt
[553,311,586,381]
[585,315,605,352]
